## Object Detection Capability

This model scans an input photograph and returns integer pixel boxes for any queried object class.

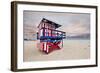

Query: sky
[23,10,90,38]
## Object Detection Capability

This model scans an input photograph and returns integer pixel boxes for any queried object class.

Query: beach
[23,39,90,62]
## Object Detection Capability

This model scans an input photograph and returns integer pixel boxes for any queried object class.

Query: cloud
[60,21,90,36]
[23,10,90,38]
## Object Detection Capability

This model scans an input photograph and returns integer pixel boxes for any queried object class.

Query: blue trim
[40,39,61,42]
[39,36,65,40]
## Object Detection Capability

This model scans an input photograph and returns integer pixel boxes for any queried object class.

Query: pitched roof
[38,18,62,28]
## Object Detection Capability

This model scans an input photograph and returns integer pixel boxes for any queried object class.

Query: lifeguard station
[37,18,66,54]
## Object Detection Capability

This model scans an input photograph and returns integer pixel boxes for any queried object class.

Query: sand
[23,39,90,62]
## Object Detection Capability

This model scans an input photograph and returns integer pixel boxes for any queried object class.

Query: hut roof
[38,18,61,28]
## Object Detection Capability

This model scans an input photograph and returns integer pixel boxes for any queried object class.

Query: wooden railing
[37,27,66,39]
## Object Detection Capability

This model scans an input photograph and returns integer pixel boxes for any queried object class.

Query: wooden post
[43,23,45,37]
[62,39,63,47]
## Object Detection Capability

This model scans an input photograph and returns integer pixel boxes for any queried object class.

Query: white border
[17,4,96,69]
